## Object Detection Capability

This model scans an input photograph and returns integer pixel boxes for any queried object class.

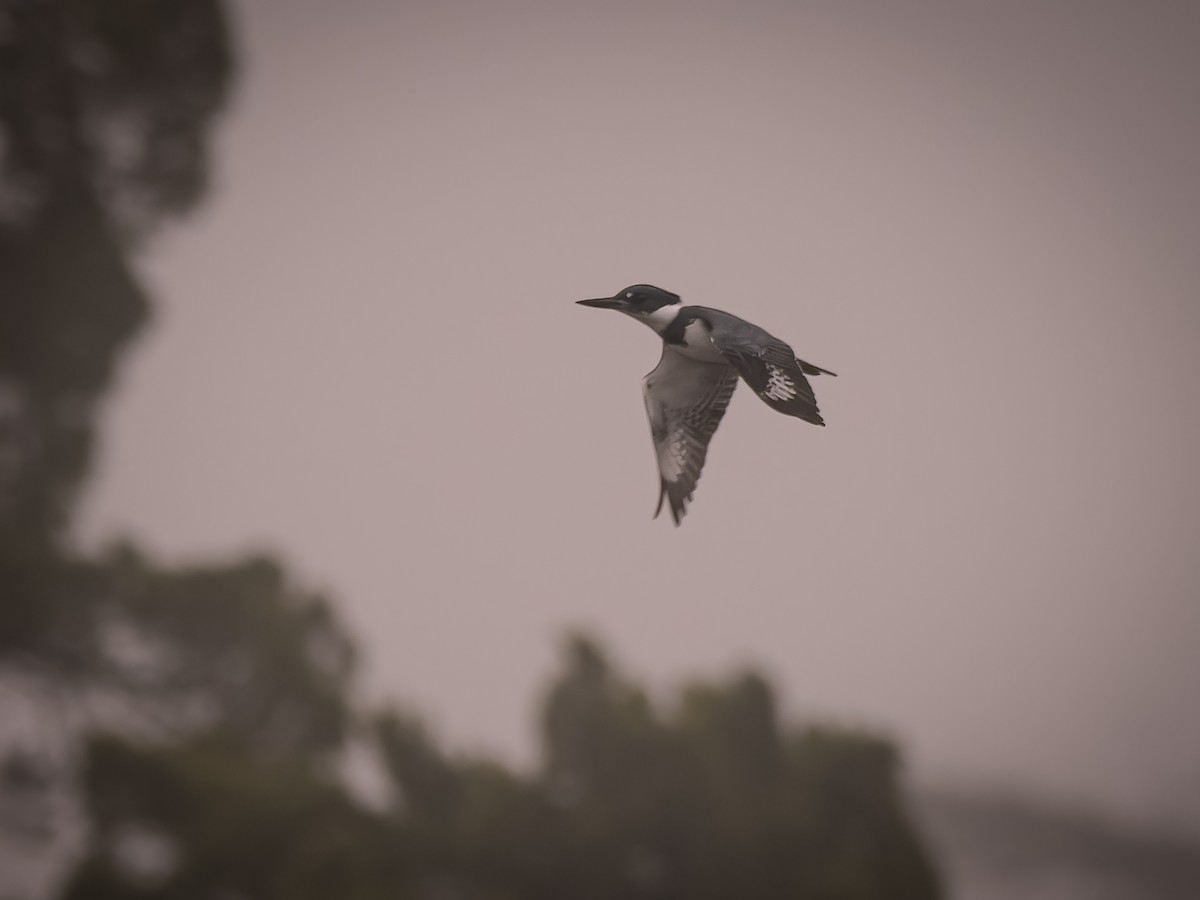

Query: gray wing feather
[642,348,739,525]
[709,329,834,425]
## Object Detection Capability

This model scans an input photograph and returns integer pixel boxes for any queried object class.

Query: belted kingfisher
[577,284,836,525]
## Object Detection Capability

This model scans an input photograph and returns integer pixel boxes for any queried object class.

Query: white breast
[672,318,726,363]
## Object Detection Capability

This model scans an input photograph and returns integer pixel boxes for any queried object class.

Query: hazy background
[78,0,1200,836]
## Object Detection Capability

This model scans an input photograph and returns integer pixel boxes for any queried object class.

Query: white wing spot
[626,292,633,298]
[764,365,796,401]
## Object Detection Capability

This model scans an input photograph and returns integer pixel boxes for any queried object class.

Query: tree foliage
[376,634,942,900]
[0,2,238,889]
[60,625,942,900]
[0,0,235,641]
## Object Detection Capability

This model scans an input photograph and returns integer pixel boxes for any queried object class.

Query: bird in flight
[577,284,836,525]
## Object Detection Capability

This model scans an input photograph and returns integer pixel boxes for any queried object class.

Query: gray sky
[80,0,1200,833]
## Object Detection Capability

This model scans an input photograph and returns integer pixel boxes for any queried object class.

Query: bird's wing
[642,349,739,525]
[711,335,834,425]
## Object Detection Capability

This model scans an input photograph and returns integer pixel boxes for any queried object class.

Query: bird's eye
[626,292,634,299]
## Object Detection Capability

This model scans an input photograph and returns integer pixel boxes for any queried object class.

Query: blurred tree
[0,2,238,883]
[0,0,235,664]
[44,598,941,900]
[85,545,357,752]
[54,550,408,900]
[374,633,943,900]
[378,709,563,900]
[62,732,406,900]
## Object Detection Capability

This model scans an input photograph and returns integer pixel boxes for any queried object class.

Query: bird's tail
[654,478,687,526]
[797,358,837,377]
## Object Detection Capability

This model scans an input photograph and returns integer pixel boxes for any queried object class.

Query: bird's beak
[576,296,624,309]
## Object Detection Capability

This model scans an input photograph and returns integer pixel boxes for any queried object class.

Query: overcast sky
[80,0,1200,833]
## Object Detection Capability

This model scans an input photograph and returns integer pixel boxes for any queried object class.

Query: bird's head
[576,284,682,332]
